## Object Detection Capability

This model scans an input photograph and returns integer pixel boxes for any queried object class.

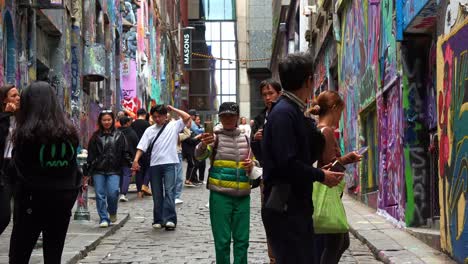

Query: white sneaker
[175,198,183,204]
[99,221,109,228]
[119,194,128,202]
[165,221,176,230]
[152,223,163,229]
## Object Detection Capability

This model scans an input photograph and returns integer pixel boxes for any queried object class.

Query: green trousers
[210,191,250,264]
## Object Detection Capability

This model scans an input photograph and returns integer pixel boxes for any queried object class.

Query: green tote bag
[312,181,349,234]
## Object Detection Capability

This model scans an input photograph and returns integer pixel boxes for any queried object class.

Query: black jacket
[250,108,267,165]
[131,119,150,139]
[87,129,132,176]
[181,130,199,158]
[118,126,139,158]
[0,112,13,186]
[262,96,325,214]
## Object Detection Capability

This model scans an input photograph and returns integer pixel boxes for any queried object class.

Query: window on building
[189,20,237,113]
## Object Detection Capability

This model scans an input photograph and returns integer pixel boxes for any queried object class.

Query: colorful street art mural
[377,81,405,223]
[437,17,468,263]
[121,58,141,114]
[338,0,382,203]
[380,0,397,86]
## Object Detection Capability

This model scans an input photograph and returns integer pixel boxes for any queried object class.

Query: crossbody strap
[147,122,168,152]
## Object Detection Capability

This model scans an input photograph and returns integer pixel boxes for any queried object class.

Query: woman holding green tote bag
[309,91,363,264]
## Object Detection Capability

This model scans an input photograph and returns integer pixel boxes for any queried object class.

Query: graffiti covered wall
[401,38,433,227]
[437,17,468,263]
[338,0,383,205]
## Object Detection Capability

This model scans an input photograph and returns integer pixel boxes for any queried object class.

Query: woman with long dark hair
[9,81,81,263]
[0,84,20,236]
[87,110,131,228]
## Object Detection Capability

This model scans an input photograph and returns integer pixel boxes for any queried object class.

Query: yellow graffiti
[437,17,468,256]
[456,186,465,239]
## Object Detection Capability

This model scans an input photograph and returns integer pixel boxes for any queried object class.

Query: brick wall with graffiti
[437,16,468,264]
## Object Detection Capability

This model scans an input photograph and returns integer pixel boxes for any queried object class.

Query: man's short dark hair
[278,53,313,92]
[137,108,147,116]
[119,116,131,126]
[259,79,282,95]
[150,104,168,116]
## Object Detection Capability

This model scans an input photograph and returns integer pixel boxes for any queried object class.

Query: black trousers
[0,183,11,235]
[9,186,78,264]
[184,153,198,182]
[262,207,315,264]
[195,159,206,182]
[314,233,350,264]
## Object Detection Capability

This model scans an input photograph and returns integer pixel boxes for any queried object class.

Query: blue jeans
[120,167,132,195]
[175,153,184,199]
[93,174,120,223]
[149,164,177,225]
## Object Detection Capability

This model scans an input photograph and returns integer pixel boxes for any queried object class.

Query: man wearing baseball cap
[195,102,255,264]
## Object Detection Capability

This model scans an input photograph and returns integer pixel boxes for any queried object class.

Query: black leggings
[9,187,78,264]
[317,232,350,264]
[0,183,12,235]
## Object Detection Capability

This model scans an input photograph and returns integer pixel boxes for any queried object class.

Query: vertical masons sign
[183,28,192,70]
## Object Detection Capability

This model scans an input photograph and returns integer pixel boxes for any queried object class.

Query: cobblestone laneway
[78,184,381,264]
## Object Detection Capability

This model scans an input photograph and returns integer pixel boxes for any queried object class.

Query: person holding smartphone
[309,90,363,264]
[195,102,254,264]
[261,53,344,264]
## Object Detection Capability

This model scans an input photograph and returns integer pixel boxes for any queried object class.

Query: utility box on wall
[83,43,106,82]
[19,0,65,9]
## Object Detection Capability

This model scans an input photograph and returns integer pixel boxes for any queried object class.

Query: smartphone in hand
[357,146,368,155]
[204,121,214,134]
[330,160,346,172]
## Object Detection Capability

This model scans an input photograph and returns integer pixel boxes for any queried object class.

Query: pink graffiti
[438,44,453,179]
[413,16,437,29]
[377,81,405,222]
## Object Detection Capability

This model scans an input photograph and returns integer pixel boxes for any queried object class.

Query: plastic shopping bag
[312,181,349,234]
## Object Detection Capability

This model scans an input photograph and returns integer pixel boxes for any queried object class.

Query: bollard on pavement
[74,149,91,220]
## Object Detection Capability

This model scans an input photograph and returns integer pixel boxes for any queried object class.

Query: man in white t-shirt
[132,105,190,230]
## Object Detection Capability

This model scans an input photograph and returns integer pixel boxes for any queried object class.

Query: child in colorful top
[195,102,254,264]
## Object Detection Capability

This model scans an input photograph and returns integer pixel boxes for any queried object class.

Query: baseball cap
[218,102,239,116]
[188,109,198,116]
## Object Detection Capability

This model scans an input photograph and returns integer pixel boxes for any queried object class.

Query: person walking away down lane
[261,53,344,264]
[193,115,206,184]
[8,81,82,263]
[250,79,282,264]
[175,123,192,204]
[0,84,20,236]
[195,102,255,264]
[131,105,190,231]
[309,91,363,264]
[87,110,132,228]
[118,116,140,202]
[131,108,151,198]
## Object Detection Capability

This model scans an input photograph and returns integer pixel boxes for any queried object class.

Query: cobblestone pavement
[77,183,381,264]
